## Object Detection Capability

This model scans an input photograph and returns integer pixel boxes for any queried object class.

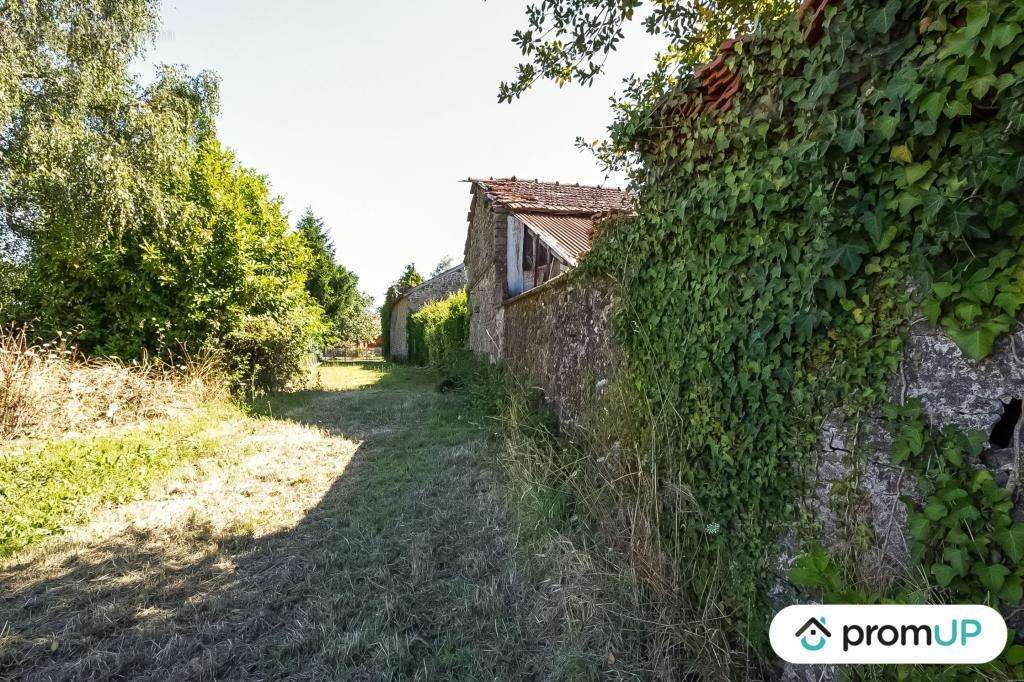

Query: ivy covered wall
[577,0,1024,673]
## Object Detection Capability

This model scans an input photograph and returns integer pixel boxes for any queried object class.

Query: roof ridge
[465,177,626,193]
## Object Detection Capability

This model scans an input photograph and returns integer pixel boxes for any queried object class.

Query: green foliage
[577,0,1024,662]
[0,3,327,392]
[19,138,326,392]
[499,0,791,103]
[887,401,1024,614]
[296,210,375,348]
[0,411,229,557]
[380,264,424,361]
[407,290,469,367]
[791,400,1024,675]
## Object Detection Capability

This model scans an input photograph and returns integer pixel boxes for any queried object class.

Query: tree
[296,209,374,347]
[499,0,794,170]
[380,264,424,361]
[430,255,456,278]
[0,1,326,392]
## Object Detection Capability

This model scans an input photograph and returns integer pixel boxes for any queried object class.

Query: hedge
[407,290,469,367]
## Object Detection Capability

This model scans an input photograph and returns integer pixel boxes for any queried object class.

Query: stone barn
[387,264,467,362]
[463,177,630,419]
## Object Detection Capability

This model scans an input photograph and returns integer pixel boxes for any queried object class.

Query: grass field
[0,363,573,680]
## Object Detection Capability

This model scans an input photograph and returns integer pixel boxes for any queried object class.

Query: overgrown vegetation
[498,0,793,109]
[297,210,377,351]
[499,0,1024,676]
[407,290,469,367]
[0,1,367,393]
[0,325,234,557]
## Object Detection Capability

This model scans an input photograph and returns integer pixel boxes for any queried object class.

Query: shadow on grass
[0,362,561,680]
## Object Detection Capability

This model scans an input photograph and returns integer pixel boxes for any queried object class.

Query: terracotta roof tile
[469,177,630,215]
[658,0,843,128]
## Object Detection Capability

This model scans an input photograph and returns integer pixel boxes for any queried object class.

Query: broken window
[522,230,534,271]
[506,217,570,298]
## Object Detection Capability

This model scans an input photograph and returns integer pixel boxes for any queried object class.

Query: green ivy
[582,0,1024,665]
[791,400,1024,675]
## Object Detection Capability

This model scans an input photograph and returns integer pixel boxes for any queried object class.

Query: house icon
[795,617,831,651]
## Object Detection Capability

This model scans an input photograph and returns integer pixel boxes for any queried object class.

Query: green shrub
[223,306,324,396]
[408,290,469,368]
[2,7,327,394]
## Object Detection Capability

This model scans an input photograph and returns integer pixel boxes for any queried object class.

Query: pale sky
[142,0,665,304]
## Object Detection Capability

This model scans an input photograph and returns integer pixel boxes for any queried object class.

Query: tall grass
[0,324,223,442]
[0,324,233,557]
[492,364,761,679]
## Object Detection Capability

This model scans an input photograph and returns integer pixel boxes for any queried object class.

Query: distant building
[387,264,467,361]
[463,177,630,362]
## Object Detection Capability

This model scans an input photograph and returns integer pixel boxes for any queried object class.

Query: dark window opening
[990,398,1022,448]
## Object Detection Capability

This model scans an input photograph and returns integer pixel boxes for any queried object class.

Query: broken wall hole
[989,397,1022,449]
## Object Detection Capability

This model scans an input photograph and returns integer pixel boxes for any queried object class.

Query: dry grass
[0,363,566,680]
[0,324,224,443]
[495,371,758,680]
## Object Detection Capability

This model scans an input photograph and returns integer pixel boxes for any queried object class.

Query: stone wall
[502,272,618,422]
[389,297,411,360]
[465,193,507,362]
[777,319,1024,681]
[388,265,467,361]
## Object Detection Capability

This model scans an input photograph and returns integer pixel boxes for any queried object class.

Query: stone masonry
[464,191,507,362]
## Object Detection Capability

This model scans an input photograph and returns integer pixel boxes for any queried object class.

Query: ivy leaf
[789,546,837,590]
[875,115,899,140]
[890,144,914,164]
[963,5,991,40]
[994,291,1024,316]
[920,91,947,120]
[931,563,957,587]
[995,525,1024,564]
[924,500,948,521]
[932,281,960,300]
[955,302,983,325]
[831,244,864,275]
[905,163,931,185]
[999,576,1023,605]
[986,23,1021,51]
[974,563,1010,592]
[868,1,899,34]
[1006,645,1024,666]
[942,547,968,576]
[909,514,931,542]
[946,323,999,360]
[969,75,997,99]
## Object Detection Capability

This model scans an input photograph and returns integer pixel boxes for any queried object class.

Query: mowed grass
[0,405,239,558]
[0,361,564,681]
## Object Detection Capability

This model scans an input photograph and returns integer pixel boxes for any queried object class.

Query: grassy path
[0,364,557,680]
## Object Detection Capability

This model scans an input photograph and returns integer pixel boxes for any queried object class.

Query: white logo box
[770,604,1007,665]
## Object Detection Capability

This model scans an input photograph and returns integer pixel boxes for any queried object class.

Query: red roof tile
[469,178,630,215]
[661,0,842,126]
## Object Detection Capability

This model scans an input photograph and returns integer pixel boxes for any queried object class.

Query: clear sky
[142,0,664,304]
